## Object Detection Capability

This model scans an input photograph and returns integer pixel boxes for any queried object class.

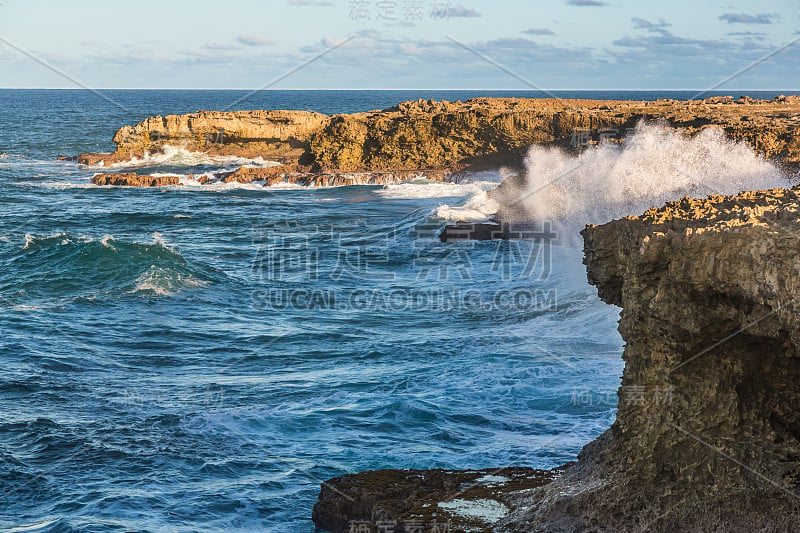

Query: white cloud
[287,0,333,6]
[631,17,671,32]
[719,13,779,25]
[237,35,276,47]
[523,28,557,36]
[566,0,607,6]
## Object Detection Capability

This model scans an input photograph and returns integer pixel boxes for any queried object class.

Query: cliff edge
[498,187,800,531]
[79,96,800,174]
[314,187,800,532]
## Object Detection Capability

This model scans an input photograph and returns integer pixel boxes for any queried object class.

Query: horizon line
[0,87,798,92]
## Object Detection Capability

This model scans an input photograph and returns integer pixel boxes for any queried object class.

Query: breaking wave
[108,145,281,169]
[514,122,785,229]
[6,233,215,300]
[378,180,496,200]
[434,190,499,222]
[436,122,787,233]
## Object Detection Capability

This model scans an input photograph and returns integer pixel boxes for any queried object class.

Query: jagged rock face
[79,97,800,171]
[498,188,800,532]
[311,468,563,533]
[91,173,179,187]
[79,110,329,166]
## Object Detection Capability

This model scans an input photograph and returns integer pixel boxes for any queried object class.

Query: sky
[0,0,797,89]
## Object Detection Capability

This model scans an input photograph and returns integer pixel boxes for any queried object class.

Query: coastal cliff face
[80,110,328,166]
[497,188,800,531]
[313,188,800,532]
[79,96,800,177]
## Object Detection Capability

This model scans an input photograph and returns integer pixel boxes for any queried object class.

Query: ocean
[0,89,791,532]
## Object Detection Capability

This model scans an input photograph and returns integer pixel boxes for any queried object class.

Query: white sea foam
[27,181,101,190]
[1,518,59,532]
[517,122,784,230]
[108,145,281,169]
[434,190,499,222]
[435,122,787,234]
[378,180,496,200]
[268,182,307,190]
[100,235,117,250]
[438,498,509,522]
[130,265,207,297]
[148,232,170,249]
[23,232,73,250]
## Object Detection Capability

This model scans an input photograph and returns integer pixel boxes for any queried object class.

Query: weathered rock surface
[216,166,446,187]
[315,187,800,532]
[501,188,800,531]
[91,173,180,187]
[78,110,329,167]
[312,467,564,533]
[79,96,800,174]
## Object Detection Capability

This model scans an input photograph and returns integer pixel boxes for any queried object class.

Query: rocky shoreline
[78,96,800,530]
[314,187,800,532]
[79,96,800,187]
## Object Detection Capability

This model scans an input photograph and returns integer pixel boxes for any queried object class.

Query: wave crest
[508,122,785,228]
[8,233,215,301]
[109,145,281,169]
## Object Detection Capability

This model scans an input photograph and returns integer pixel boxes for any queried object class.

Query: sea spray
[437,123,787,237]
[434,190,499,222]
[108,145,281,169]
[510,122,785,231]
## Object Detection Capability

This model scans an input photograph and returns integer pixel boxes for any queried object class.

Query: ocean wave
[514,122,785,230]
[378,180,497,200]
[434,190,499,222]
[0,154,59,167]
[8,233,215,300]
[19,181,101,190]
[437,122,787,235]
[108,145,281,169]
[130,265,209,296]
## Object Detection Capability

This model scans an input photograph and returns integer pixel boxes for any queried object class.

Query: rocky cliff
[492,187,800,531]
[314,187,800,532]
[79,96,800,177]
[79,110,329,166]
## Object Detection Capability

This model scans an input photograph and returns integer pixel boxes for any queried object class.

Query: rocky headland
[313,187,800,532]
[80,96,800,187]
[81,96,800,529]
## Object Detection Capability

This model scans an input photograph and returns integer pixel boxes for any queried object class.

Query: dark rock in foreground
[312,467,564,533]
[439,222,556,243]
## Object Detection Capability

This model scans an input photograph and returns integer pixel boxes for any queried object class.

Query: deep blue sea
[0,89,791,532]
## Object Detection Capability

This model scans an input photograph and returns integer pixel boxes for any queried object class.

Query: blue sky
[0,0,797,89]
